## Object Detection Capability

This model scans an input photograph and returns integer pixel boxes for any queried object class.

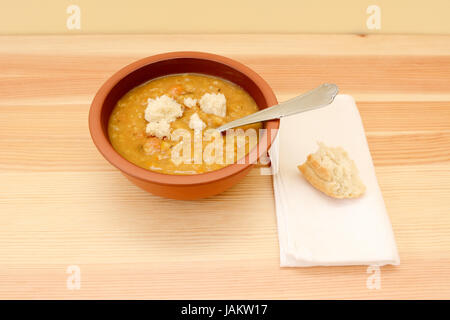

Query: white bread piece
[144,95,184,139]
[297,142,366,199]
[189,113,206,131]
[145,120,171,139]
[183,97,197,108]
[199,93,226,117]
[145,95,183,123]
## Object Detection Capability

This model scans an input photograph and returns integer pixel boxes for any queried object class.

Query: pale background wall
[0,0,449,34]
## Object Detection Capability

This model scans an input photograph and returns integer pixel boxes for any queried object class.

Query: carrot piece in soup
[143,137,161,155]
[168,85,185,97]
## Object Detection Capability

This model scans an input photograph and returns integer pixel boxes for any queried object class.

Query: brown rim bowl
[89,52,279,200]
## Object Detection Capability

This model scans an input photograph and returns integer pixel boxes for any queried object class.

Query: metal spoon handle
[216,83,339,132]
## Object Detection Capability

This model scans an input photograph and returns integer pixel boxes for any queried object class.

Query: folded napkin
[270,94,400,267]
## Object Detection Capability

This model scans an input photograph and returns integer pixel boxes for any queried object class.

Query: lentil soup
[108,73,262,174]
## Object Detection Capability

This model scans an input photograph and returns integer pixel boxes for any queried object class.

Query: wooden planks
[0,34,450,299]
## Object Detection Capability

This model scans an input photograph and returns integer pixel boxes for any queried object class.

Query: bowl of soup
[89,52,279,199]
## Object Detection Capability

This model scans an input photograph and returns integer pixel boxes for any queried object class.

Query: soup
[108,73,262,174]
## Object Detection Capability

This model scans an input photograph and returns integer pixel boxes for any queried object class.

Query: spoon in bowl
[216,83,339,132]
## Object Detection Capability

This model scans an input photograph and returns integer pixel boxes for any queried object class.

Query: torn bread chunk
[199,93,226,117]
[183,97,197,108]
[145,119,172,140]
[144,95,184,139]
[145,95,183,123]
[189,113,206,131]
[297,142,366,199]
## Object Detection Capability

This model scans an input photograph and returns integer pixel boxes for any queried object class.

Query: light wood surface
[0,34,449,299]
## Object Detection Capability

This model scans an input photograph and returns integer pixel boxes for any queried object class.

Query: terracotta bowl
[89,52,279,200]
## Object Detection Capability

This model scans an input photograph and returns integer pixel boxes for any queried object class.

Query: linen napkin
[270,94,400,267]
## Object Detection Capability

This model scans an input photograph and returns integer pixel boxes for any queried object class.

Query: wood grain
[0,34,449,299]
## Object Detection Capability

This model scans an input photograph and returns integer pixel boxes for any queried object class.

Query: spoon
[216,83,339,132]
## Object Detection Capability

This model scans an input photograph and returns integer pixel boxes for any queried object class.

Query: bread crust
[297,143,366,199]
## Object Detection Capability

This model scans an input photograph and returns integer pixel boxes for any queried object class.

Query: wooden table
[1,35,449,299]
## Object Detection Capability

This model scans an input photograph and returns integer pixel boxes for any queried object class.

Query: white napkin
[270,94,400,267]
